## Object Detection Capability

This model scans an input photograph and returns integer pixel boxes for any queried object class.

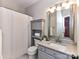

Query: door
[64,16,70,37]
[38,50,54,59]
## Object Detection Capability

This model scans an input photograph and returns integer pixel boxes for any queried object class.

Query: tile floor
[16,54,29,59]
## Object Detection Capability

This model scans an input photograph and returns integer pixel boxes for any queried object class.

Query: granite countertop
[38,41,77,56]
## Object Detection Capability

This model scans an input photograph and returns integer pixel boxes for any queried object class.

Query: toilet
[28,39,40,59]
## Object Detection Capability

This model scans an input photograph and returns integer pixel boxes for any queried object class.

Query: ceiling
[1,0,40,13]
[2,0,40,8]
[15,0,40,8]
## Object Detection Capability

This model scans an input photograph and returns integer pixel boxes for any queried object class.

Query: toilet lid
[28,46,37,52]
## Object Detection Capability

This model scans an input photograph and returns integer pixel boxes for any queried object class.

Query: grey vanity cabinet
[38,45,72,59]
[54,52,68,59]
[38,50,54,59]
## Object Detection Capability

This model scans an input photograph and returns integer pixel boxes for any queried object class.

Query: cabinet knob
[72,55,78,59]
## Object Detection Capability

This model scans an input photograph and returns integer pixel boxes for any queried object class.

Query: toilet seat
[28,46,37,55]
[28,46,37,52]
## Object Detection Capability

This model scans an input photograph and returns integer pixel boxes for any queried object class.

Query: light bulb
[50,6,56,13]
[53,6,56,10]
[69,1,74,5]
[50,8,54,13]
[47,6,56,13]
[62,2,67,8]
[65,4,70,9]
[62,2,70,9]
[56,5,61,11]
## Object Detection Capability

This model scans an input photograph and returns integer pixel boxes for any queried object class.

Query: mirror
[47,1,76,42]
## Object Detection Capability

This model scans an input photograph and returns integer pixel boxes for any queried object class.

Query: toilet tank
[34,39,41,46]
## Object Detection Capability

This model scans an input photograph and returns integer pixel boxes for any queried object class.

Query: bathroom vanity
[38,41,77,59]
[36,0,78,59]
[38,1,78,59]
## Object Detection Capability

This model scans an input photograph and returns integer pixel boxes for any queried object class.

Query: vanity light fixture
[50,6,56,13]
[47,0,76,12]
[47,6,56,13]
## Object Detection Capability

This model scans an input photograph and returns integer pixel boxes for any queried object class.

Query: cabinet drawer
[45,47,68,59]
[38,46,45,51]
[38,50,54,59]
[54,52,68,59]
[38,46,69,59]
[45,48,55,55]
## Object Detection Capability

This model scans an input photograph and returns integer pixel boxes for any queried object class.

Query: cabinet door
[38,50,54,59]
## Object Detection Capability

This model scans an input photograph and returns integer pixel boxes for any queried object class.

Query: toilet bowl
[28,46,37,59]
[28,39,40,59]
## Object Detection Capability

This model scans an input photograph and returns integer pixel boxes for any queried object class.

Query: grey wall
[0,7,32,59]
